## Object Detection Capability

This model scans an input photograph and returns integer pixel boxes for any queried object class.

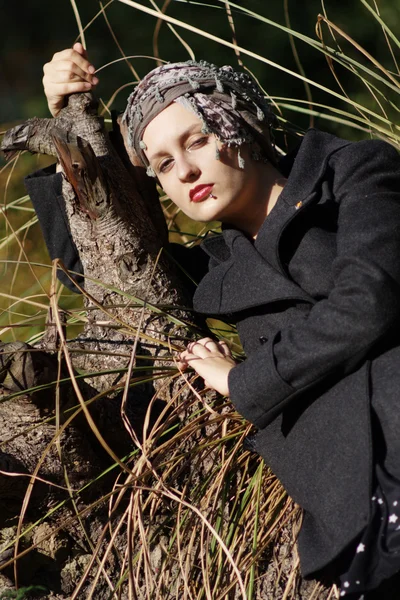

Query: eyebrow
[146,123,205,163]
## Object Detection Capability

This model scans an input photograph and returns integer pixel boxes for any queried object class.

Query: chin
[193,201,230,223]
[195,210,224,223]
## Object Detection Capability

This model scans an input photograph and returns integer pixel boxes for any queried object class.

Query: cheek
[218,144,240,167]
[158,178,185,208]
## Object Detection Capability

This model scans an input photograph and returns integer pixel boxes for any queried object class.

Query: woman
[27,43,400,598]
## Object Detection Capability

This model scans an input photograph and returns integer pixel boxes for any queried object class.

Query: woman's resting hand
[42,42,99,117]
[179,338,236,396]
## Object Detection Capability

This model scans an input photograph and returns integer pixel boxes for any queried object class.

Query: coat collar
[199,128,351,264]
[276,128,351,205]
[193,129,350,315]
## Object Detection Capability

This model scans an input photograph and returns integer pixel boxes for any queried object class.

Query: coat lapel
[255,129,351,273]
[193,228,314,314]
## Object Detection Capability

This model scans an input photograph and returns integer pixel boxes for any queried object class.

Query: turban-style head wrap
[121,60,278,177]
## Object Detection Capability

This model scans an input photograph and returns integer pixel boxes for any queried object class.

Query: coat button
[259,336,268,345]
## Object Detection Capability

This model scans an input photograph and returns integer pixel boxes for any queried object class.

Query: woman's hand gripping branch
[42,42,99,117]
[179,338,236,396]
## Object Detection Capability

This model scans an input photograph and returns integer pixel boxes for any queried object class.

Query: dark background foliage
[1,0,398,133]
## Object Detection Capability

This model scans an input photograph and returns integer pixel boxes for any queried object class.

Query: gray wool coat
[26,128,400,578]
[193,129,400,577]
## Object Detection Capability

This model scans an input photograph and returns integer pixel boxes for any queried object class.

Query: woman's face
[142,102,264,224]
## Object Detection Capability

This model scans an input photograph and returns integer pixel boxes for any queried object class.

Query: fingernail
[92,77,99,85]
[84,82,92,89]
[88,65,95,74]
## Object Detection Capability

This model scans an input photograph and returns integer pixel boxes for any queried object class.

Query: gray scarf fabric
[121,60,277,175]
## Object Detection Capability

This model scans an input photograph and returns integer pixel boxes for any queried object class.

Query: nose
[176,152,200,182]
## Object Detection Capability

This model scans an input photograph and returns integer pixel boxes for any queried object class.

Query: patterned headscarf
[121,60,277,176]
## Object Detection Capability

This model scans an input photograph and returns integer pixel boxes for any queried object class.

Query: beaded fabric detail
[121,60,277,174]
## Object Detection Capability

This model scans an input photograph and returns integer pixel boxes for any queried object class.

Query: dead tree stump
[0,92,332,599]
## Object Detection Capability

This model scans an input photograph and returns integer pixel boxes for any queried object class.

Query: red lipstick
[189,184,214,203]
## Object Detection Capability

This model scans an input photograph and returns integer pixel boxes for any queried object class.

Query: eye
[158,157,174,174]
[187,136,209,151]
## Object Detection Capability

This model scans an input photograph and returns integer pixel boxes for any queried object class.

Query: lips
[189,184,214,203]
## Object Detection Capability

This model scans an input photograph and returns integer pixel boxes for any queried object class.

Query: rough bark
[0,94,332,599]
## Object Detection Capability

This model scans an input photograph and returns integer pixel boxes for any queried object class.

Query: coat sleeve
[228,139,400,429]
[25,166,84,293]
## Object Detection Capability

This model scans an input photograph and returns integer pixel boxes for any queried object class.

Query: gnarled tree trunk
[0,94,332,599]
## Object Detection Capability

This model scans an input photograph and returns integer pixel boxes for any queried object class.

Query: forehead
[142,102,203,153]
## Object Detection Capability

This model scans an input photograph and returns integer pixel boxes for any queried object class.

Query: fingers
[187,337,221,358]
[180,345,194,364]
[176,349,190,368]
[44,61,93,84]
[43,46,98,117]
[177,339,235,396]
[178,338,233,367]
[49,47,95,75]
[72,42,89,60]
[45,81,93,102]
[178,349,203,375]
[186,338,233,358]
[218,340,233,358]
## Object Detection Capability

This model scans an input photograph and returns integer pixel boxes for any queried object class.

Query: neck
[226,162,287,239]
